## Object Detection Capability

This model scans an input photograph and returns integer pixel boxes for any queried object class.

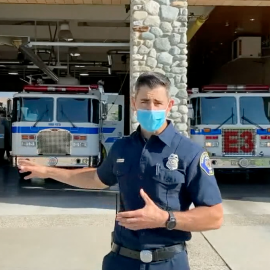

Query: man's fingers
[116,210,141,219]
[116,217,139,224]
[18,166,32,173]
[18,159,36,167]
[24,173,34,180]
[140,189,153,205]
[118,222,141,231]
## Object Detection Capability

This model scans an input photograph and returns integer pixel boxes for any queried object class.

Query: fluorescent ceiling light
[70,52,80,57]
[70,47,80,57]
[8,72,18,75]
[58,21,73,42]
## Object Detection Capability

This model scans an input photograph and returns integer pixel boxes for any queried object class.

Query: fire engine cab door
[102,94,124,148]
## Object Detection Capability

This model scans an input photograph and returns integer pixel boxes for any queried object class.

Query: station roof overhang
[0,0,269,5]
[190,0,270,6]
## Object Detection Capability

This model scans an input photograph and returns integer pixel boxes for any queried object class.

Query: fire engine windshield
[18,97,54,122]
[240,96,270,125]
[56,98,99,124]
[191,97,237,125]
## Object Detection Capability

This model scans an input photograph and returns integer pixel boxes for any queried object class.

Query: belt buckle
[140,250,153,263]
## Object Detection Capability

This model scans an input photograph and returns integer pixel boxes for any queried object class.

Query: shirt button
[139,175,143,179]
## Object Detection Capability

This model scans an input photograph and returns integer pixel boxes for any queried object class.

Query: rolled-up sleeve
[96,140,122,187]
[185,150,222,207]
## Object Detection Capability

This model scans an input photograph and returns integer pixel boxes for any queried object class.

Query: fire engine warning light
[202,85,270,92]
[23,85,99,93]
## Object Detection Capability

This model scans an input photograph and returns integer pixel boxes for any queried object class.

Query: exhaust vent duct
[19,44,59,82]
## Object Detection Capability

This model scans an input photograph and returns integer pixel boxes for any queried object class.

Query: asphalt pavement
[0,163,269,270]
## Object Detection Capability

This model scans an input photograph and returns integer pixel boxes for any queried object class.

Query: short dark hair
[134,72,171,98]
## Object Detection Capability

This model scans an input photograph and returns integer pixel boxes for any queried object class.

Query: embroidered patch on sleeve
[200,152,214,176]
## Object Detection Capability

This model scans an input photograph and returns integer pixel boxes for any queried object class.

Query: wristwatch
[165,211,176,230]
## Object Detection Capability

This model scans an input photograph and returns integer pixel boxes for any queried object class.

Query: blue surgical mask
[136,109,167,133]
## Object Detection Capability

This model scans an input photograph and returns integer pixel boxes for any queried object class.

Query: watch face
[167,220,176,230]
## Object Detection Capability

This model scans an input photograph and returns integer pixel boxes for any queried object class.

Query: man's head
[131,72,174,134]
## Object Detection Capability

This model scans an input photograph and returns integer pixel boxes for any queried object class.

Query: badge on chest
[166,154,179,170]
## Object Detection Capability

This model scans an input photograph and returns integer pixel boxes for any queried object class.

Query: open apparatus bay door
[188,84,270,170]
[10,84,124,169]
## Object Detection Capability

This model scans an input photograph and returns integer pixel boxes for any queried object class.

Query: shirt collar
[136,120,176,147]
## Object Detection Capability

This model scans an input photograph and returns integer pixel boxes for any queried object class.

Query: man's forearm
[159,204,223,232]
[45,166,108,189]
[172,205,223,232]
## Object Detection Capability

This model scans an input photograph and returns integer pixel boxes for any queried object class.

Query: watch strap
[166,211,176,230]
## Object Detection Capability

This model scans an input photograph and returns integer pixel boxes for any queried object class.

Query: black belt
[111,242,186,263]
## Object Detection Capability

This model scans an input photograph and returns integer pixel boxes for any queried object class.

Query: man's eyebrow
[140,98,163,102]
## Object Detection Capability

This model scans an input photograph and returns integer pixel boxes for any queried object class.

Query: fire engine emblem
[166,154,179,170]
[48,157,58,166]
[200,152,214,176]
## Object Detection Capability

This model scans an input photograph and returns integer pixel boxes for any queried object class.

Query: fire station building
[0,0,270,135]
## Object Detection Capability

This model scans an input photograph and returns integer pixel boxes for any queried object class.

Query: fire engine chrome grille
[37,129,72,155]
[222,128,256,156]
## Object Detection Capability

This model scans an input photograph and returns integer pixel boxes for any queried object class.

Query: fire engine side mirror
[101,102,108,120]
[187,104,194,119]
[7,99,12,116]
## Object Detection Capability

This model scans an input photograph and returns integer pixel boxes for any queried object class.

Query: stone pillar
[130,0,189,137]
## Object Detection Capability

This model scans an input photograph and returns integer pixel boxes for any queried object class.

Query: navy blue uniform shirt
[97,120,222,250]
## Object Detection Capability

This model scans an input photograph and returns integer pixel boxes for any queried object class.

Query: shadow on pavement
[217,170,270,203]
[0,164,119,210]
[1,163,270,209]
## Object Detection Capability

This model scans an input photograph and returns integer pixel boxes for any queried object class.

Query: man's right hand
[17,159,107,189]
[18,159,48,180]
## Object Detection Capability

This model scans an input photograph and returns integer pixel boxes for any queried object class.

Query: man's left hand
[116,189,169,230]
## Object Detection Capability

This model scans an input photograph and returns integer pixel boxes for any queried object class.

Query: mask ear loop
[165,101,171,118]
[133,105,137,117]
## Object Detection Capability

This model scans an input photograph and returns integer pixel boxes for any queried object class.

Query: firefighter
[18,72,223,270]
[0,108,11,162]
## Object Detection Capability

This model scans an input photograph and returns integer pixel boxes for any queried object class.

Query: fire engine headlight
[205,141,219,147]
[21,141,36,147]
[73,142,87,147]
[260,142,270,147]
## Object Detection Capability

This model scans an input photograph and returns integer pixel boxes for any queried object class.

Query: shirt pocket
[152,167,185,210]
[154,168,185,188]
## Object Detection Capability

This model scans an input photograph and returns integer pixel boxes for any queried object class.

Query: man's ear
[167,98,174,112]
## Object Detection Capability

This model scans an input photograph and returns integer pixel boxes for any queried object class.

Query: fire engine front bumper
[210,156,270,169]
[12,156,98,168]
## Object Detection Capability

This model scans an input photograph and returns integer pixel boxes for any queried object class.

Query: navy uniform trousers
[102,250,190,270]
